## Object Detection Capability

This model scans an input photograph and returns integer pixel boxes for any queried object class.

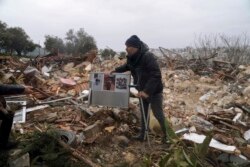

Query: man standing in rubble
[112,35,168,143]
[0,84,31,149]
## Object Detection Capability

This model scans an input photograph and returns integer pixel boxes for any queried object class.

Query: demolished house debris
[0,49,250,167]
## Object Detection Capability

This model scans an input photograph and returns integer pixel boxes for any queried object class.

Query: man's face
[126,46,139,56]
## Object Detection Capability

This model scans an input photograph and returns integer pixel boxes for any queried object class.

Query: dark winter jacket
[115,42,163,96]
[0,84,25,95]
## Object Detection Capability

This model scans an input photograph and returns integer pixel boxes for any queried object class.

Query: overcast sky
[0,0,250,51]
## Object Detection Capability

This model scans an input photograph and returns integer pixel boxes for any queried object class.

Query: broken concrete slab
[104,116,115,126]
[243,86,250,98]
[199,91,215,102]
[218,153,250,166]
[83,121,102,141]
[189,115,214,132]
[112,135,130,147]
[217,94,238,108]
[183,133,238,154]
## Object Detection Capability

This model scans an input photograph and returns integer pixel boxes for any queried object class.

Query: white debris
[244,129,250,141]
[183,133,237,153]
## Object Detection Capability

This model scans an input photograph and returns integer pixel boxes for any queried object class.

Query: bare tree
[194,34,219,59]
[220,33,250,65]
[193,33,250,65]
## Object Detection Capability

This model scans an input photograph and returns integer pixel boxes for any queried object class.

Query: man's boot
[132,133,145,141]
[161,134,170,144]
[160,121,170,144]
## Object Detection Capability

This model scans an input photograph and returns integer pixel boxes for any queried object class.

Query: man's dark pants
[0,112,14,145]
[139,93,167,137]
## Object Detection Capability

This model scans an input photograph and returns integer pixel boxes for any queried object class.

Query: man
[113,35,168,142]
[0,84,31,149]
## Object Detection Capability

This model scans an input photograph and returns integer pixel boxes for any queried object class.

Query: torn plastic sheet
[244,129,250,141]
[60,78,76,86]
[77,90,89,101]
[42,65,53,77]
[42,65,52,73]
[23,66,40,75]
[183,133,237,153]
[82,90,89,95]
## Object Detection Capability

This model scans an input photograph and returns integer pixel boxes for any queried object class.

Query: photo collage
[91,73,130,92]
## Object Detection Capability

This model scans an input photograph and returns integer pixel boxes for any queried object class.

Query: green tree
[6,27,36,55]
[65,29,77,54]
[44,35,65,53]
[0,21,7,40]
[65,28,97,55]
[0,21,8,51]
[120,51,126,58]
[0,21,6,30]
[76,28,97,54]
[0,21,36,55]
[101,48,116,59]
[0,21,13,53]
[23,40,37,55]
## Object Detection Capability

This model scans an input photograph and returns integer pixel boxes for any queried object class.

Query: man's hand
[109,71,116,75]
[137,91,149,99]
[0,106,9,115]
[0,104,13,117]
[23,85,33,94]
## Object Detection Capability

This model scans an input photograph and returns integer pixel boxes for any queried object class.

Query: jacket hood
[140,41,149,54]
[127,41,149,69]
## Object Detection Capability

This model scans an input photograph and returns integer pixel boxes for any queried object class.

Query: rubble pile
[161,65,250,165]
[0,53,250,166]
[159,47,250,82]
[1,52,99,99]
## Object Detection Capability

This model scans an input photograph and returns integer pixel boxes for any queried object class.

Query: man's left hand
[23,85,33,94]
[137,91,149,99]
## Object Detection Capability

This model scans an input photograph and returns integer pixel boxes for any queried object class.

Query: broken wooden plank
[207,115,232,123]
[14,104,50,116]
[39,96,73,104]
[219,120,241,131]
[55,118,72,123]
[33,88,53,98]
[58,140,100,167]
